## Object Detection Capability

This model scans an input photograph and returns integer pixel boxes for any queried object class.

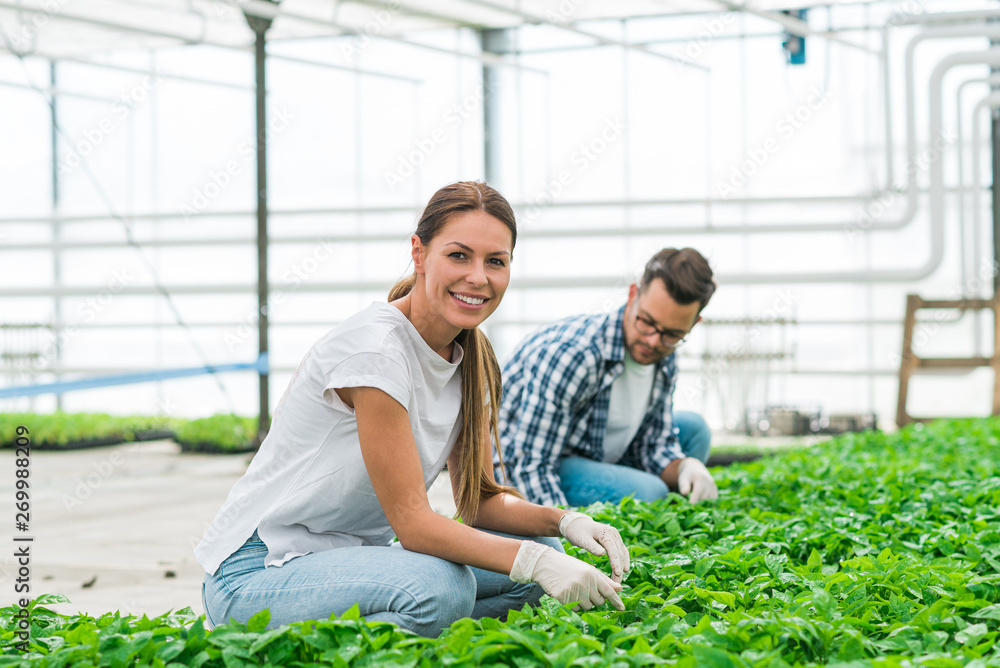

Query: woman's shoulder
[321,304,410,361]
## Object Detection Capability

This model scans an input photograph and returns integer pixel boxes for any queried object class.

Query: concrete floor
[0,440,458,620]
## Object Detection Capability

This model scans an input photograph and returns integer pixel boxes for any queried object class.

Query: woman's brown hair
[388,181,522,523]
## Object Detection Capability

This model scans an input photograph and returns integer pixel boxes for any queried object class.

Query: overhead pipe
[0,193,911,225]
[0,1,419,82]
[712,48,1000,284]
[0,80,115,102]
[969,91,1000,357]
[236,0,547,74]
[891,8,1000,26]
[446,0,710,71]
[12,318,904,330]
[955,75,1000,296]
[712,0,876,53]
[4,12,1000,286]
[971,93,1000,275]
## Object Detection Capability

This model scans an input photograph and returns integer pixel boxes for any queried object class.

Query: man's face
[623,278,702,365]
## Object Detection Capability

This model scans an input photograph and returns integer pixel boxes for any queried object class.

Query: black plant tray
[176,440,257,454]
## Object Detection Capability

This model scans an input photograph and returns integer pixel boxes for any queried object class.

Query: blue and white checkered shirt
[495,304,683,506]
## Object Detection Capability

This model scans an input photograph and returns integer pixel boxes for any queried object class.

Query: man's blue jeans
[202,528,563,638]
[557,410,711,506]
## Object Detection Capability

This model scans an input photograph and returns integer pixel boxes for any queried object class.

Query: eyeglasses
[634,313,689,348]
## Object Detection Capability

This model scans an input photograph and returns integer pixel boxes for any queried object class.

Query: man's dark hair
[639,248,716,312]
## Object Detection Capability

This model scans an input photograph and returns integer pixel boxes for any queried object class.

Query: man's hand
[677,458,718,502]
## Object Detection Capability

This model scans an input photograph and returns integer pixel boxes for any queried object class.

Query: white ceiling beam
[712,1,878,54]
[0,1,420,81]
[455,0,710,71]
[236,0,548,72]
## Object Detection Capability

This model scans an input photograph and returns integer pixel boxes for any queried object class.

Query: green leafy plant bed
[3,418,999,666]
[174,414,260,454]
[0,412,259,453]
[0,413,181,450]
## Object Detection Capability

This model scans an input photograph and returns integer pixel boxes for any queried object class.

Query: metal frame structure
[3,0,1000,430]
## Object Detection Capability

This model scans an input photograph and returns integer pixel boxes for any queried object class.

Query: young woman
[196,181,630,638]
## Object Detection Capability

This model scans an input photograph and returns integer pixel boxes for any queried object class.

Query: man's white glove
[509,541,624,611]
[677,458,718,502]
[558,512,630,583]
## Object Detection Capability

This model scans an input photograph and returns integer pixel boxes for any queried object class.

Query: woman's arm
[345,385,522,573]
[448,429,630,583]
[450,456,568,536]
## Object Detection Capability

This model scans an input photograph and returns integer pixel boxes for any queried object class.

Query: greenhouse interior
[1,0,999,665]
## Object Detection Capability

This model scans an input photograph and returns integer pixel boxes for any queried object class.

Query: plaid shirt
[495,304,683,506]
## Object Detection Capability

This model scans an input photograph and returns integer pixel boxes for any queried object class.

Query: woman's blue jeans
[202,528,563,638]
[558,410,712,506]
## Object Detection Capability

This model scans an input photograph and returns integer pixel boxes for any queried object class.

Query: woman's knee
[410,561,476,636]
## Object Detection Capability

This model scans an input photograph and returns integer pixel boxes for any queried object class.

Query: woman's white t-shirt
[194,301,464,576]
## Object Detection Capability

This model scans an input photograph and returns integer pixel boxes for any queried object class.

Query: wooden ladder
[896,294,1000,426]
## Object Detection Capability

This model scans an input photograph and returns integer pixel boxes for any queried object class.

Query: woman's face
[412,209,513,332]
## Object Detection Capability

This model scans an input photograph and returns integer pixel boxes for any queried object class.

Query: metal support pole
[992,23,1000,295]
[244,5,276,445]
[994,110,1000,294]
[50,60,62,412]
[479,28,514,186]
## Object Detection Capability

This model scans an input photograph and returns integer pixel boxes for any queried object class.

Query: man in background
[496,247,719,507]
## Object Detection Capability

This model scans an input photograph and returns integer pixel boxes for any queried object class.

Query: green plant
[0,413,179,449]
[2,418,998,666]
[174,414,260,453]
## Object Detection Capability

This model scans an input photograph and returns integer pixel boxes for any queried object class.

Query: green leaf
[956,623,988,646]
[693,587,736,609]
[695,557,715,578]
[692,644,736,668]
[33,594,71,605]
[971,604,1000,620]
[246,609,270,633]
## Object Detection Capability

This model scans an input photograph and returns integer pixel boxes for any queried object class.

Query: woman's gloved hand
[509,540,624,611]
[558,511,630,583]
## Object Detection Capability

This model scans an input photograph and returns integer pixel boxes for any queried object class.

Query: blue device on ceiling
[781,9,808,65]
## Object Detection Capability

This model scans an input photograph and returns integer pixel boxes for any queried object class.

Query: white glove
[509,541,624,611]
[558,512,630,583]
[677,458,718,502]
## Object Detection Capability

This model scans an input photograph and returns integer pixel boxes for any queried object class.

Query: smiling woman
[195,181,632,638]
